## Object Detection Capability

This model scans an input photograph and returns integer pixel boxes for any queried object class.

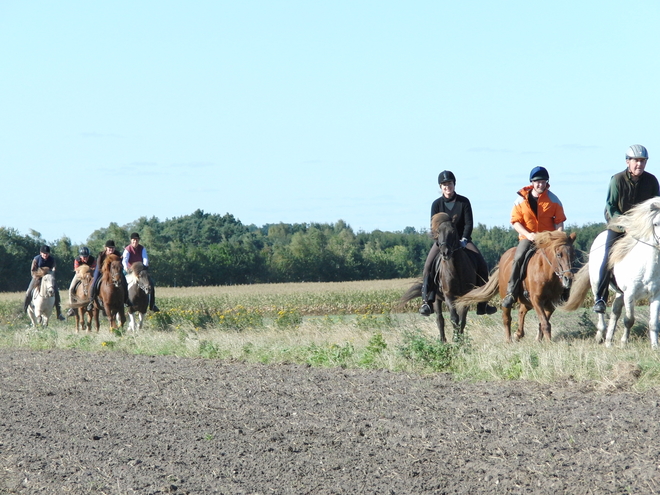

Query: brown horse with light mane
[457,231,577,342]
[71,264,94,332]
[92,253,126,331]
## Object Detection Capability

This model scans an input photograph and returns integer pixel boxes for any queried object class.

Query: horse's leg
[138,312,144,330]
[605,293,624,348]
[434,300,446,342]
[595,313,607,344]
[128,311,135,332]
[536,308,555,342]
[648,298,660,350]
[502,307,513,342]
[516,305,529,341]
[447,301,461,342]
[620,294,636,347]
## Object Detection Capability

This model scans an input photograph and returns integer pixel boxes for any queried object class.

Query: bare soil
[1,349,659,494]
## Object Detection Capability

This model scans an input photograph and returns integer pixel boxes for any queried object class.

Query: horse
[70,265,94,332]
[562,198,660,348]
[401,212,482,342]
[27,269,56,327]
[93,253,126,331]
[126,262,151,331]
[457,231,577,342]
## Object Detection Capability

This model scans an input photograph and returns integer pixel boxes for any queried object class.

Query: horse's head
[40,273,56,298]
[650,202,660,242]
[103,254,123,288]
[535,231,577,289]
[432,212,460,260]
[130,262,151,295]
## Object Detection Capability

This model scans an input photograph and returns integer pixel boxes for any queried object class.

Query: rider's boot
[56,305,65,321]
[419,275,434,316]
[476,302,497,315]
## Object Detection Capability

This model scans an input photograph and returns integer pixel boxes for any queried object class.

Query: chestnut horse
[457,231,576,342]
[127,262,151,331]
[92,253,126,331]
[402,212,482,342]
[70,264,95,332]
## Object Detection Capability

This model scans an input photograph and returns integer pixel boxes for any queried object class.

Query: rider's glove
[460,238,468,248]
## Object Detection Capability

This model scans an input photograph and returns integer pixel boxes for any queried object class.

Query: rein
[538,245,574,280]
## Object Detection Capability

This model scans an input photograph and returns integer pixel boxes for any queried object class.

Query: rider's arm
[555,222,564,231]
[604,175,621,222]
[142,247,149,267]
[512,222,536,242]
[121,249,130,272]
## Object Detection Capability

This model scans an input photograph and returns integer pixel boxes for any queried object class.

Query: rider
[121,232,160,312]
[501,167,566,308]
[592,144,660,313]
[87,240,130,311]
[66,247,97,317]
[419,170,497,316]
[24,245,65,321]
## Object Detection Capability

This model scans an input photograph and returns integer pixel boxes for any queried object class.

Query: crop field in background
[1,278,659,389]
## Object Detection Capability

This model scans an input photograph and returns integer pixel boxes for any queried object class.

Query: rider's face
[627,157,648,178]
[130,238,139,248]
[440,181,455,199]
[105,247,115,255]
[531,179,548,196]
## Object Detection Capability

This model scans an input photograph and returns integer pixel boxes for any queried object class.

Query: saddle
[517,246,538,299]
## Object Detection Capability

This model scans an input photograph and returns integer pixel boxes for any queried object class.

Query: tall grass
[2,279,659,390]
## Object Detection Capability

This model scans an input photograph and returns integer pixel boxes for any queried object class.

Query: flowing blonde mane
[609,198,660,266]
[533,230,572,250]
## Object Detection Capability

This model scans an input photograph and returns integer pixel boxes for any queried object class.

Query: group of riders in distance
[23,232,160,322]
[417,143,659,324]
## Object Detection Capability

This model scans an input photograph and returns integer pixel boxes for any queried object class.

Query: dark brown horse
[71,264,94,332]
[457,231,577,342]
[93,253,126,331]
[127,262,151,331]
[402,212,482,342]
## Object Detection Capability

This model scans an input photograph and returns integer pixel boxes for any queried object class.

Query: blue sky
[1,1,658,244]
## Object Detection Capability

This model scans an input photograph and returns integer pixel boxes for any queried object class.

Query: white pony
[27,272,57,327]
[563,197,660,348]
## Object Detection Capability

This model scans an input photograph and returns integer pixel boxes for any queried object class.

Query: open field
[2,279,660,493]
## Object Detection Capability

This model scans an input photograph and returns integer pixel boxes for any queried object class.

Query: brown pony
[457,231,577,342]
[401,212,482,342]
[93,253,126,331]
[71,264,94,332]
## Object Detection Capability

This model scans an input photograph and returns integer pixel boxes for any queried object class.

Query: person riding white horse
[24,245,65,321]
[121,232,159,312]
[592,145,660,314]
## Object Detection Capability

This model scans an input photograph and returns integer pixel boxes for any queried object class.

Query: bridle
[538,244,575,281]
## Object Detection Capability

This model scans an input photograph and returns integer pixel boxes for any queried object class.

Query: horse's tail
[559,263,591,311]
[399,280,423,310]
[455,268,501,311]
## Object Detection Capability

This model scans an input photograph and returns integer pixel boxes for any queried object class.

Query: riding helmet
[438,170,456,184]
[105,240,116,248]
[40,245,50,254]
[626,144,649,160]
[529,166,549,182]
[79,247,90,256]
[130,232,140,240]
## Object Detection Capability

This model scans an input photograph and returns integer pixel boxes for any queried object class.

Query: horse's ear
[451,214,459,225]
[569,232,577,243]
[651,202,660,213]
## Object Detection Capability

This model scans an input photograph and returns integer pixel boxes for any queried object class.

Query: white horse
[563,198,660,348]
[27,272,57,327]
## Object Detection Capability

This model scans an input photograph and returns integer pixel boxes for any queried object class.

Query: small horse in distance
[562,198,660,348]
[92,253,126,331]
[27,268,56,327]
[457,231,577,342]
[402,212,484,342]
[70,264,95,332]
[127,262,151,331]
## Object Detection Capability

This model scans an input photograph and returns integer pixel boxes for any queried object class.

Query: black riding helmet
[79,247,90,256]
[438,170,456,184]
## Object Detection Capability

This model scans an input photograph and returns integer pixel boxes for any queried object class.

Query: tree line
[0,209,605,292]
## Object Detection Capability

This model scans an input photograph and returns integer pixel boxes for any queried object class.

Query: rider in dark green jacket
[593,144,660,313]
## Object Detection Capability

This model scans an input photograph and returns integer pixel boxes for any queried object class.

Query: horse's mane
[34,267,51,278]
[103,253,121,270]
[534,230,572,250]
[431,212,453,239]
[609,198,660,266]
[76,265,91,276]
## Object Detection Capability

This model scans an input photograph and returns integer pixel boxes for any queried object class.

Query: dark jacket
[430,193,474,241]
[605,169,660,221]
